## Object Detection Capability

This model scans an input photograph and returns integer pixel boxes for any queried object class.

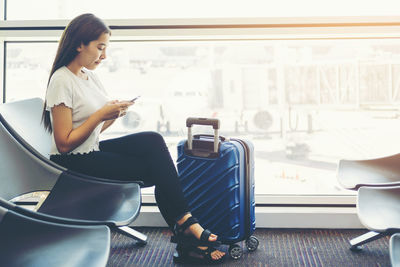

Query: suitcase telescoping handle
[186,117,220,153]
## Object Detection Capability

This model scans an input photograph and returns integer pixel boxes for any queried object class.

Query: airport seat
[337,155,400,251]
[0,98,146,244]
[390,233,400,267]
[0,197,110,267]
[337,154,400,190]
[349,186,400,251]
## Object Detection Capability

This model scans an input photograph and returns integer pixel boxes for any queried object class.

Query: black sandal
[173,243,226,265]
[171,216,222,246]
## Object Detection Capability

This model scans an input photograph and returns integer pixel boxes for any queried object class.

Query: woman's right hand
[98,100,133,121]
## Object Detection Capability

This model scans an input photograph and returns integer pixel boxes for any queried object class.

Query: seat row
[0,98,147,266]
[337,155,400,267]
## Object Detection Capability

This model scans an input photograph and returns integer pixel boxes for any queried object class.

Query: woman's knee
[142,131,166,147]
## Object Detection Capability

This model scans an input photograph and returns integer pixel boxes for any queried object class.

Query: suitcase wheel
[246,236,259,252]
[229,244,243,260]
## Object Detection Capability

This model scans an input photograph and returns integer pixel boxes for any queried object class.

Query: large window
[3,0,400,210]
[6,38,400,198]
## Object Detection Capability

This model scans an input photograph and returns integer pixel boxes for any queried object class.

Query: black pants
[50,131,189,229]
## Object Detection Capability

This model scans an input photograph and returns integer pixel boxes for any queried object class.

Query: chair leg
[349,231,388,251]
[117,226,148,246]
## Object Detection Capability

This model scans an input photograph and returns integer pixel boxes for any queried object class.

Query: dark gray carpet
[107,228,390,267]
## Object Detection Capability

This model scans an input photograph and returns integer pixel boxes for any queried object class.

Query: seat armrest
[132,180,145,187]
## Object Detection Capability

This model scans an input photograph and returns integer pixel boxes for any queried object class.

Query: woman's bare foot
[197,245,225,260]
[177,214,226,260]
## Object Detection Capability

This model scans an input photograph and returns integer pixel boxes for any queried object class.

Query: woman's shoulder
[46,67,75,101]
[46,66,74,109]
[51,66,69,80]
[49,66,73,86]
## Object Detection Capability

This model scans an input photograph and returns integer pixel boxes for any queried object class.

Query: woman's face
[76,32,110,70]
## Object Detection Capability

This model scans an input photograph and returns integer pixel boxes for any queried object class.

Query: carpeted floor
[107,228,390,267]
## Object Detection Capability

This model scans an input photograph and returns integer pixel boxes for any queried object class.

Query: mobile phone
[130,95,141,102]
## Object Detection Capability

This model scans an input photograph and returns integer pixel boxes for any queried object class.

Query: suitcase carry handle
[186,117,220,129]
[186,117,220,153]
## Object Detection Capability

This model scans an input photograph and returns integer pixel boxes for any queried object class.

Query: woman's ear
[76,43,83,52]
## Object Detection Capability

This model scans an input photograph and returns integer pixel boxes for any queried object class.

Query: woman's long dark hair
[41,13,111,133]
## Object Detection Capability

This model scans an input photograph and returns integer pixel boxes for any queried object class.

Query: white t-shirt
[45,66,109,155]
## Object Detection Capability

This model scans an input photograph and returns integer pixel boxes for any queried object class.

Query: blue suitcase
[176,117,258,259]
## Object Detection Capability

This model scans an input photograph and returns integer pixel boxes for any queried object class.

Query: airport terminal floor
[107,228,390,266]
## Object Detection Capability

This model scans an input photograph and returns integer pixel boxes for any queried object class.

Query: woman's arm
[52,104,104,154]
[101,119,115,132]
[52,101,131,154]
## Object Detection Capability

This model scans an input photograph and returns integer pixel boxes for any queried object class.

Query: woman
[42,13,225,264]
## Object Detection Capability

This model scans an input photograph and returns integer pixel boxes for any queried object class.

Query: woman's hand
[51,100,133,154]
[98,100,133,121]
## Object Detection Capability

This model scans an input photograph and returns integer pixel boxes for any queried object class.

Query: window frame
[3,16,400,210]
